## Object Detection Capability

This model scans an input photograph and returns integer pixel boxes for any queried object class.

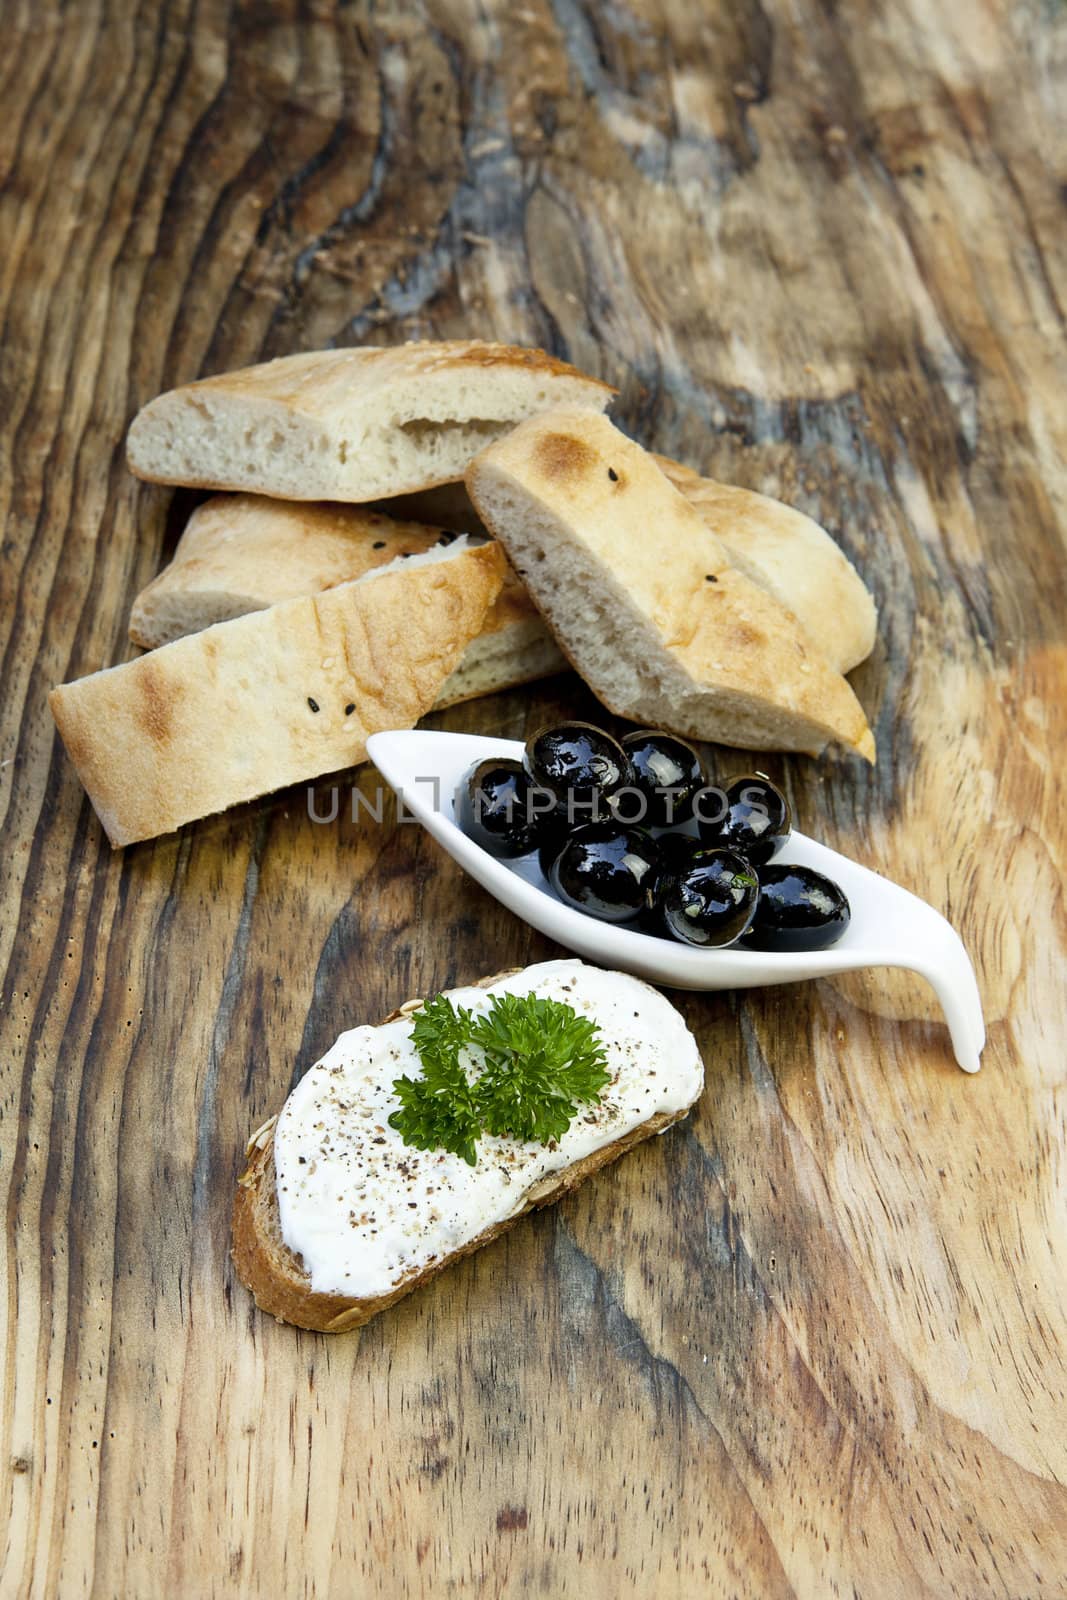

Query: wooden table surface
[3,2,1066,1596]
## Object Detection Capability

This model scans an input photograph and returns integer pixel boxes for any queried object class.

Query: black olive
[636,835,726,935]
[536,814,572,882]
[455,759,555,858]
[635,898,669,938]
[619,730,706,827]
[652,831,704,879]
[660,849,759,947]
[697,774,791,864]
[524,722,631,823]
[741,864,850,952]
[549,823,659,923]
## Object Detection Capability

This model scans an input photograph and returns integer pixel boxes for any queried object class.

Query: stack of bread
[50,341,877,847]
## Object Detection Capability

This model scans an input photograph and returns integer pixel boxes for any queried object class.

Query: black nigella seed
[705,574,717,583]
[344,702,355,715]
[372,540,386,549]
[307,697,320,713]
[608,467,619,482]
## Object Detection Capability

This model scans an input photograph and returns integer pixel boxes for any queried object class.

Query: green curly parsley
[388,990,610,1166]
[388,995,482,1166]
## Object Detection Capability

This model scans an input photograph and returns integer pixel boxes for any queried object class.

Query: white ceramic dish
[366,730,985,1073]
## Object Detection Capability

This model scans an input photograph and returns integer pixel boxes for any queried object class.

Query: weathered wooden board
[2,0,1065,1595]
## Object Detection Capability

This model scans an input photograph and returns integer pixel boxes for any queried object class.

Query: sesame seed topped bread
[655,455,877,676]
[127,494,566,707]
[466,409,876,761]
[50,538,506,846]
[126,341,615,503]
[429,567,565,707]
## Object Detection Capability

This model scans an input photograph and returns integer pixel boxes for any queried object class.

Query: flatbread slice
[383,467,876,675]
[126,341,614,503]
[466,410,876,760]
[655,455,877,675]
[50,539,506,846]
[127,494,565,706]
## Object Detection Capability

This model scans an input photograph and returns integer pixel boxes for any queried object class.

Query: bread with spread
[232,960,704,1332]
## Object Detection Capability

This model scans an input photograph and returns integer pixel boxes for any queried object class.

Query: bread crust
[433,613,566,708]
[126,494,564,704]
[144,342,615,408]
[128,497,456,648]
[654,455,877,676]
[231,973,694,1333]
[466,410,876,761]
[127,341,615,501]
[50,541,505,846]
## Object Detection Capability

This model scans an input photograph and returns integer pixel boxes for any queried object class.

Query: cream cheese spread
[274,959,703,1298]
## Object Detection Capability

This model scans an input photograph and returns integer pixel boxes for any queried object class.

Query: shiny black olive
[741,864,850,952]
[535,814,572,882]
[635,897,669,938]
[653,831,705,879]
[525,722,631,823]
[696,774,791,865]
[455,759,555,858]
[660,849,759,947]
[637,836,726,936]
[620,730,706,827]
[549,823,659,923]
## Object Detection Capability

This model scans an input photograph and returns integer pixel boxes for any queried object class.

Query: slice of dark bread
[231,973,694,1333]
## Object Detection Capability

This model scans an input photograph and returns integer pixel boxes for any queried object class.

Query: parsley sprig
[389,991,611,1165]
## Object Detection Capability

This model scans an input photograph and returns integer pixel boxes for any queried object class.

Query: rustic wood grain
[2,0,1066,1595]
